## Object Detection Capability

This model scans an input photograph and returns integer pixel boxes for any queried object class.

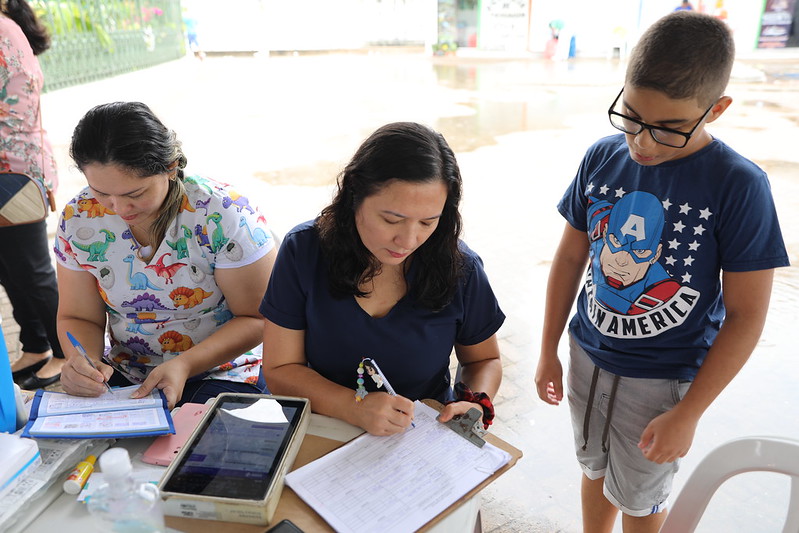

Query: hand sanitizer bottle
[87,448,165,532]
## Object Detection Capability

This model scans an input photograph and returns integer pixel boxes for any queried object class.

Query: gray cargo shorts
[567,336,691,516]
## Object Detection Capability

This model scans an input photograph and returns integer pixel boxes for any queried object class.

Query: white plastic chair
[661,436,799,533]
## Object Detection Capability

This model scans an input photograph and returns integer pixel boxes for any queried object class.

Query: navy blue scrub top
[259,221,505,402]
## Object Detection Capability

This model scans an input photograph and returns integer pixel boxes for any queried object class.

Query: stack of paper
[0,439,110,532]
[0,434,41,497]
[286,401,512,533]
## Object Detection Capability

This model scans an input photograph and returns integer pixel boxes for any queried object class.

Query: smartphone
[141,402,210,466]
[265,519,304,533]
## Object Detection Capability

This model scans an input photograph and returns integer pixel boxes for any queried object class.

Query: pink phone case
[141,402,210,466]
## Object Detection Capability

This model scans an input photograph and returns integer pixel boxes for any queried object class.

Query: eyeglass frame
[607,88,716,149]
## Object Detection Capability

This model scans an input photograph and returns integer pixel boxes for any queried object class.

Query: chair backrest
[661,436,799,533]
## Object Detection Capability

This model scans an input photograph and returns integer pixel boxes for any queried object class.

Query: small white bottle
[87,448,165,532]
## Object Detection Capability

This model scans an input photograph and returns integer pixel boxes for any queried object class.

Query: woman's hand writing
[61,354,113,397]
[354,392,415,436]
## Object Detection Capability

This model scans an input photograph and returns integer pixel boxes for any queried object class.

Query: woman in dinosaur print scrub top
[56,102,277,408]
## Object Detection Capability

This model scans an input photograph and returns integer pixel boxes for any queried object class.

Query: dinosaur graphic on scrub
[169,286,214,309]
[123,254,161,290]
[146,253,186,284]
[206,212,228,253]
[55,175,274,387]
[71,229,116,261]
[166,225,193,259]
[239,216,270,246]
[76,197,115,218]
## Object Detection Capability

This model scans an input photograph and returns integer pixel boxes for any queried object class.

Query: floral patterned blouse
[0,14,57,190]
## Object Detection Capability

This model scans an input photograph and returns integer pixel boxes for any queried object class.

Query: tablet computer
[159,393,310,525]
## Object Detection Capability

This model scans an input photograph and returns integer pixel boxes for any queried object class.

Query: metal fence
[33,0,185,92]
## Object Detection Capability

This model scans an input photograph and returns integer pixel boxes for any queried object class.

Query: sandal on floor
[12,355,52,381]
[17,371,61,390]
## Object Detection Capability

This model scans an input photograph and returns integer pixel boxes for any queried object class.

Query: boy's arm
[638,268,775,463]
[535,223,589,405]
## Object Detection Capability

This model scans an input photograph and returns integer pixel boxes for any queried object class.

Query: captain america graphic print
[583,186,700,339]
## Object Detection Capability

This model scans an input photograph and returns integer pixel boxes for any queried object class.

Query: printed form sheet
[27,386,170,437]
[286,401,510,533]
[35,385,162,416]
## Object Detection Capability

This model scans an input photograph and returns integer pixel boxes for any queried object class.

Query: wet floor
[5,51,799,532]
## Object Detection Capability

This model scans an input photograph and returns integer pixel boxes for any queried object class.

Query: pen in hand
[66,331,113,393]
[360,358,414,428]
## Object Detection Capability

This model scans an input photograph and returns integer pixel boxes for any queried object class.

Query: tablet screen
[161,395,306,500]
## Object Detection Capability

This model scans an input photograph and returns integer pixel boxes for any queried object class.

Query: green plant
[433,40,458,55]
[32,0,115,52]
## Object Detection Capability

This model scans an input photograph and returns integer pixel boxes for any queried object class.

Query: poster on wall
[758,0,797,48]
[480,0,529,51]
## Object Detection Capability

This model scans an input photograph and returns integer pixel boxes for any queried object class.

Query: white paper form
[34,385,162,416]
[29,408,167,435]
[286,401,511,533]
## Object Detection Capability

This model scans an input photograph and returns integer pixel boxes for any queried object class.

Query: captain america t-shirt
[558,134,788,380]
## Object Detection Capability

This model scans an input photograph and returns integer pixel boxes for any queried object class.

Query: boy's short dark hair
[626,11,734,107]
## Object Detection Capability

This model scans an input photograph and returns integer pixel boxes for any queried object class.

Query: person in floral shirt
[1,0,64,389]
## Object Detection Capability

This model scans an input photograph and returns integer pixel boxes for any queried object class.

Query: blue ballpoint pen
[66,332,113,393]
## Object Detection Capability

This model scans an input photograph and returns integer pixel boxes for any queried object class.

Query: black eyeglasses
[608,88,715,148]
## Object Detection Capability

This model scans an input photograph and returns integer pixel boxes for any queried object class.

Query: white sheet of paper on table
[285,401,511,533]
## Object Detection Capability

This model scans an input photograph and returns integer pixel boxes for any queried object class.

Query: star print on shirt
[585,184,713,290]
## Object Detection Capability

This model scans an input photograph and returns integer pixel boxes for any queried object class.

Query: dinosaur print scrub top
[55,175,274,386]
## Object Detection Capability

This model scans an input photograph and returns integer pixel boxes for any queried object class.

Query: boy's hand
[638,406,699,464]
[535,353,564,405]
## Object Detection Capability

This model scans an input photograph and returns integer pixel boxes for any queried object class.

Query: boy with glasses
[535,11,788,532]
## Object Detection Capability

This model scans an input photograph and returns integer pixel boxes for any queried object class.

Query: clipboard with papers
[284,400,522,533]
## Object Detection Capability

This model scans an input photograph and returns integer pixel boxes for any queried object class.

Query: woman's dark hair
[316,122,464,312]
[3,0,50,55]
[70,102,188,260]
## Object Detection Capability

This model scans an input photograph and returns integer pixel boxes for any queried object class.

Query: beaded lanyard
[355,359,368,401]
[355,357,394,401]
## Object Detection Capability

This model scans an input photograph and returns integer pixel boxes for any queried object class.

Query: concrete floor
[3,50,798,532]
